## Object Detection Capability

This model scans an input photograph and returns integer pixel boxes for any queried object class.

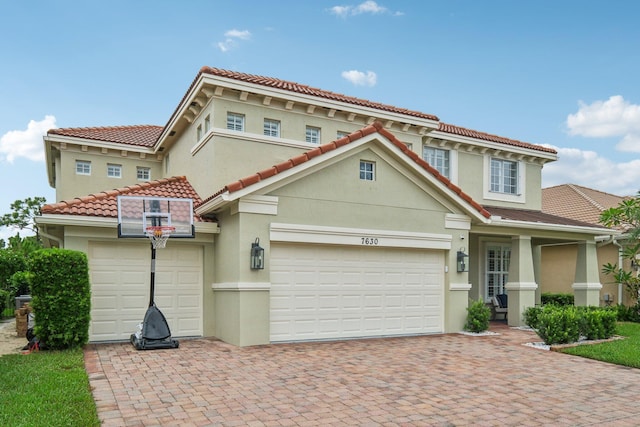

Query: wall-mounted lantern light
[457,249,469,273]
[250,237,265,270]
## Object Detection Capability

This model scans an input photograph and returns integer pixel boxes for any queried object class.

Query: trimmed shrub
[576,306,617,340]
[29,248,91,350]
[541,292,574,306]
[523,306,542,329]
[9,271,32,297]
[465,299,491,333]
[536,305,581,345]
[611,303,640,322]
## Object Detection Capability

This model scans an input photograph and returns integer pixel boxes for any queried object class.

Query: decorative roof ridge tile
[198,122,491,219]
[437,122,556,155]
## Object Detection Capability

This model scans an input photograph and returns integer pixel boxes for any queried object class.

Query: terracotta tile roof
[48,125,163,147]
[41,176,212,222]
[198,122,492,219]
[542,184,626,227]
[437,123,556,155]
[198,66,440,121]
[485,206,604,229]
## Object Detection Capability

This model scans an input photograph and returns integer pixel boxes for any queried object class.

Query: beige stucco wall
[539,242,620,305]
[55,147,161,202]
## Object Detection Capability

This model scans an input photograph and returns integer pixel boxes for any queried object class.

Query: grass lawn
[560,322,640,368]
[0,348,99,427]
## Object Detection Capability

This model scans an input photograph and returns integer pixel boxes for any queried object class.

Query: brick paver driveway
[84,323,640,426]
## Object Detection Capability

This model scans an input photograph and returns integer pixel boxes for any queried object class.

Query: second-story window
[204,114,211,133]
[227,113,245,131]
[75,160,91,175]
[107,164,122,178]
[490,158,518,194]
[264,119,280,137]
[306,126,320,144]
[197,124,203,141]
[137,166,150,181]
[423,147,450,178]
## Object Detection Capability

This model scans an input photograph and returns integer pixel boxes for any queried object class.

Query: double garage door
[88,241,203,342]
[270,243,444,342]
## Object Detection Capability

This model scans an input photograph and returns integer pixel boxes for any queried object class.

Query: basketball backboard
[117,196,195,238]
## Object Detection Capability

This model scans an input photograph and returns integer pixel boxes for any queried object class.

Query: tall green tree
[0,197,46,251]
[600,196,640,303]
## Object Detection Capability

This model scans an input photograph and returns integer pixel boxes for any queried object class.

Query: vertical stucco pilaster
[505,235,537,326]
[447,282,471,332]
[532,244,542,306]
[572,240,602,306]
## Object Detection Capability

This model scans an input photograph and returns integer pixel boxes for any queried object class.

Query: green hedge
[524,305,617,345]
[541,292,574,306]
[465,299,491,333]
[0,251,27,315]
[29,249,91,350]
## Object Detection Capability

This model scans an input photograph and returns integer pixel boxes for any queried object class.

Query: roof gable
[41,176,211,222]
[196,122,491,220]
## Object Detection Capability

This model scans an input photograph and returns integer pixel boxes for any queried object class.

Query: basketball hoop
[145,226,175,249]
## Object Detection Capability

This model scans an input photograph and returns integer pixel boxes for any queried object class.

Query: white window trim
[263,119,280,138]
[227,112,245,132]
[107,163,122,178]
[483,155,525,203]
[137,167,151,181]
[422,146,457,183]
[359,160,375,181]
[75,160,91,175]
[305,126,321,144]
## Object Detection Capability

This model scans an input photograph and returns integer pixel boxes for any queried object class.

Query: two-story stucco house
[37,67,613,346]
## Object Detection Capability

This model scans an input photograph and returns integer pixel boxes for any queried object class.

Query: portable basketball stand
[117,196,195,351]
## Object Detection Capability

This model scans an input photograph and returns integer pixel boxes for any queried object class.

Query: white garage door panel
[270,244,444,342]
[89,241,203,342]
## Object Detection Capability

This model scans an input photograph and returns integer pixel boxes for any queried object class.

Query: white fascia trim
[202,75,440,130]
[445,214,471,230]
[488,217,612,235]
[36,214,117,228]
[449,282,472,291]
[212,282,271,291]
[572,282,603,290]
[270,223,452,250]
[36,214,220,234]
[45,134,154,155]
[205,128,319,151]
[232,195,278,215]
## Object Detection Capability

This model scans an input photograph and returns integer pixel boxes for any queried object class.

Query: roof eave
[488,217,616,235]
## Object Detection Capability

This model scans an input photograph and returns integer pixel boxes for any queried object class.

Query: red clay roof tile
[41,176,212,222]
[437,122,556,155]
[48,125,162,147]
[199,67,440,121]
[199,122,492,219]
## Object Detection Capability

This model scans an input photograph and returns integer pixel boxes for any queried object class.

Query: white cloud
[330,1,399,17]
[216,29,252,52]
[566,95,640,152]
[224,29,251,40]
[542,145,640,196]
[0,115,56,163]
[341,70,377,87]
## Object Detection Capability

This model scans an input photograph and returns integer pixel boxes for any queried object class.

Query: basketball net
[145,226,175,249]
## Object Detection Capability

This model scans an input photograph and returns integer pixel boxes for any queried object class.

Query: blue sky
[2,0,640,239]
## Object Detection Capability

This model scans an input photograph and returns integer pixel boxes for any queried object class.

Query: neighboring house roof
[47,125,163,147]
[437,123,556,155]
[542,184,626,227]
[485,206,604,229]
[197,121,492,220]
[41,176,212,222]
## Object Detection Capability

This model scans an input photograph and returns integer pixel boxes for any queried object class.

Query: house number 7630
[361,237,379,245]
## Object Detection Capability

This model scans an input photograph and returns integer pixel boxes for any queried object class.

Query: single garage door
[270,243,444,342]
[88,241,203,342]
